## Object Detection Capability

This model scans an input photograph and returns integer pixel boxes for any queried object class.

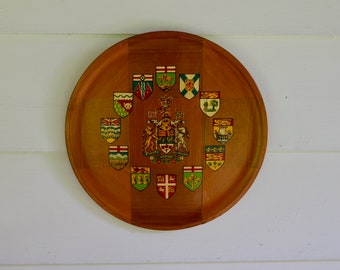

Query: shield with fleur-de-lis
[100,118,121,143]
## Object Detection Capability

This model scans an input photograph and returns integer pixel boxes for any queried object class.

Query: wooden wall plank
[1,0,340,35]
[1,35,339,152]
[1,1,340,268]
[1,152,339,264]
[1,261,340,270]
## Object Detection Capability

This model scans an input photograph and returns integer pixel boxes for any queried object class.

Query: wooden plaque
[65,31,267,230]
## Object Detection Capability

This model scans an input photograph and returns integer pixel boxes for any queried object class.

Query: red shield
[132,74,153,100]
[156,174,176,199]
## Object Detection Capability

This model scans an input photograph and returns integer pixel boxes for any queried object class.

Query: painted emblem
[143,96,189,164]
[113,92,133,118]
[179,74,200,99]
[108,145,128,170]
[132,74,153,100]
[205,145,225,171]
[131,166,151,191]
[156,174,176,199]
[200,91,220,117]
[155,66,176,92]
[183,166,203,192]
[100,118,121,143]
[147,110,157,119]
[213,118,233,144]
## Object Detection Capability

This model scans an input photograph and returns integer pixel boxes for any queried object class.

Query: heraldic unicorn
[143,96,189,163]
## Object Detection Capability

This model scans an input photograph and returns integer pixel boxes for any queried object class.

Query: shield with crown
[142,96,189,164]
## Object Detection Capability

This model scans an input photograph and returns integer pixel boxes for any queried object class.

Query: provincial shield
[113,92,133,118]
[205,145,225,171]
[183,166,202,192]
[155,66,176,92]
[200,91,220,117]
[156,174,176,199]
[132,74,153,100]
[108,145,128,170]
[213,118,233,144]
[131,166,151,191]
[100,118,121,143]
[179,74,200,99]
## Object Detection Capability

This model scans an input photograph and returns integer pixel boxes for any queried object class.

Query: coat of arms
[142,96,189,163]
[132,74,153,100]
[205,145,225,171]
[200,91,220,117]
[156,66,176,92]
[179,74,200,99]
[100,118,121,143]
[113,92,133,118]
[156,174,176,199]
[131,166,151,191]
[183,166,202,191]
[213,118,233,144]
[109,145,128,170]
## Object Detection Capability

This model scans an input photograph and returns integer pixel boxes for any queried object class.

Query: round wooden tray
[65,31,267,230]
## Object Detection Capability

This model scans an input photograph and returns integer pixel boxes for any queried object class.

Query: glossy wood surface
[65,31,267,230]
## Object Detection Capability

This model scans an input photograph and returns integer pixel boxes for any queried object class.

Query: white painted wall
[1,0,339,269]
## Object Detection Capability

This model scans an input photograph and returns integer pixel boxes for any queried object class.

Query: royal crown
[160,96,173,108]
